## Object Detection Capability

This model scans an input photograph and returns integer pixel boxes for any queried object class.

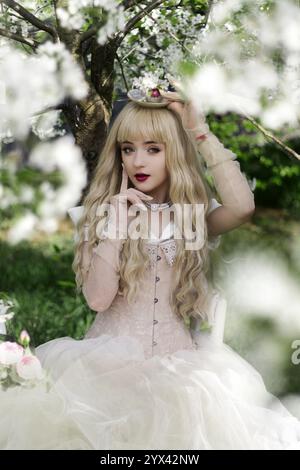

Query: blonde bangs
[116,102,177,147]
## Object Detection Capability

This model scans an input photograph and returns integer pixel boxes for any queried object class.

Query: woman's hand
[111,163,153,210]
[160,89,206,131]
[107,164,153,239]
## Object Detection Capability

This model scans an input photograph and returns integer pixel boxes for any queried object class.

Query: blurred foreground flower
[0,300,49,391]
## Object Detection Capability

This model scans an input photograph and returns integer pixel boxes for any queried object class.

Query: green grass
[0,230,94,346]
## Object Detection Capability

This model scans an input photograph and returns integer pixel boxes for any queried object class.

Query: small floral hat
[127,73,186,108]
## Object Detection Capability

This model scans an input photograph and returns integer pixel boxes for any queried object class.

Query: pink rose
[0,341,24,365]
[16,354,43,381]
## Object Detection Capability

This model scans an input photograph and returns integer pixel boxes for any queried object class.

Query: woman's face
[120,138,170,202]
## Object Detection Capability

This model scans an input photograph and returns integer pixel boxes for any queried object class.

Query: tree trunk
[62,88,110,200]
[61,38,119,200]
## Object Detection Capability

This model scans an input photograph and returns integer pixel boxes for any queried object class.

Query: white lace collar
[147,220,175,244]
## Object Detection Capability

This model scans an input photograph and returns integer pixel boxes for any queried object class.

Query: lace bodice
[141,197,223,268]
[144,239,177,268]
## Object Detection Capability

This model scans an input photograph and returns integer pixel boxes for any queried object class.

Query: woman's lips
[135,175,150,182]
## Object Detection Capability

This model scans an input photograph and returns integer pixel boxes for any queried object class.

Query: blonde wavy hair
[72,101,216,326]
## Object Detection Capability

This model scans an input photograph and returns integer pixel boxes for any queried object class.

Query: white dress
[1,200,300,450]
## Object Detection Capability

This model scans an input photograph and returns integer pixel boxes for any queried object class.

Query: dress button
[154,298,158,303]
[155,276,160,282]
[153,319,158,324]
[153,340,157,346]
[157,255,161,261]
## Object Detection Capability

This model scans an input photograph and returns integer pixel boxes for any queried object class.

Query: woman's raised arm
[190,129,255,237]
[162,90,255,237]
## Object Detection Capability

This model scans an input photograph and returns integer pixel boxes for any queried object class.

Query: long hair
[72,101,216,325]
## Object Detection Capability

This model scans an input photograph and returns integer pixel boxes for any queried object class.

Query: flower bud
[19,330,30,347]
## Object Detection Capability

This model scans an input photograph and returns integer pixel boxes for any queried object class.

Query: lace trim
[144,239,177,268]
[160,241,177,266]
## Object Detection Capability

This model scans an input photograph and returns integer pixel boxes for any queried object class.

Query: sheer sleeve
[185,126,255,236]
[198,132,255,217]
[68,205,125,312]
[82,238,125,312]
[207,198,222,250]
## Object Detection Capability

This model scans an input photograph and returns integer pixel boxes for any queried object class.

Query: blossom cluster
[0,300,47,391]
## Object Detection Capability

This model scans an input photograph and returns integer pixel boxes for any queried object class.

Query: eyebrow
[121,141,160,145]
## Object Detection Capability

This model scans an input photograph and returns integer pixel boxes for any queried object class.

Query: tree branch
[116,0,165,46]
[116,52,129,92]
[118,30,158,64]
[121,0,141,10]
[244,113,300,162]
[0,0,59,41]
[79,26,98,44]
[123,0,194,57]
[201,0,214,28]
[0,26,38,49]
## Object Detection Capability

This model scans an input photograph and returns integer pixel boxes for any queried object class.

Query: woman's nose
[133,150,147,166]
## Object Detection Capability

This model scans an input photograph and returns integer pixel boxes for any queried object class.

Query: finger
[127,196,147,211]
[111,194,127,206]
[117,192,148,207]
[127,188,153,199]
[120,163,128,193]
[166,101,184,115]
[160,90,184,102]
[165,74,189,99]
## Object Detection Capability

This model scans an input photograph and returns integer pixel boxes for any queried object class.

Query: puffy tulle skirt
[1,333,300,450]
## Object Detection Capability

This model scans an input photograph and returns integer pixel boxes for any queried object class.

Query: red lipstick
[135,173,150,182]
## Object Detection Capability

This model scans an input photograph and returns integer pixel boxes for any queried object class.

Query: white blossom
[97,7,126,45]
[132,72,169,94]
[3,135,88,241]
[181,0,300,128]
[19,186,35,204]
[56,8,84,30]
[223,249,300,336]
[56,0,123,35]
[7,212,39,244]
[261,101,299,130]
[30,110,65,140]
[0,188,19,209]
[0,42,88,139]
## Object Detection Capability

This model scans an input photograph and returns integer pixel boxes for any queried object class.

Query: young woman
[1,86,300,450]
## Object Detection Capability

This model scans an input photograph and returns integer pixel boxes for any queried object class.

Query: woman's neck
[146,187,170,205]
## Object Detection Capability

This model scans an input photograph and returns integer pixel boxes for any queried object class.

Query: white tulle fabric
[1,334,300,449]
